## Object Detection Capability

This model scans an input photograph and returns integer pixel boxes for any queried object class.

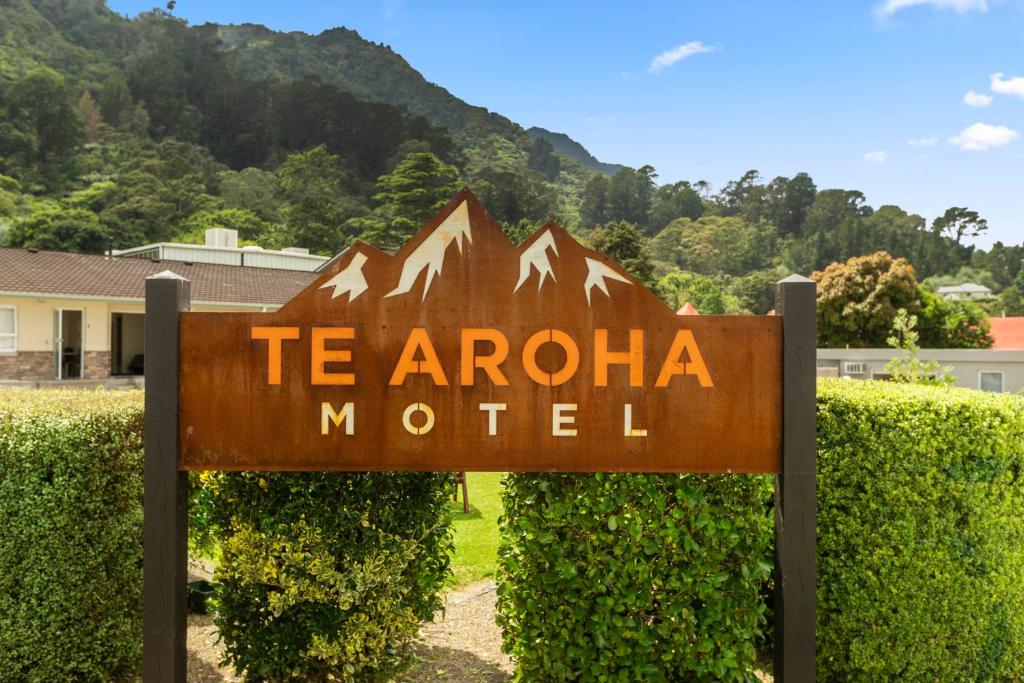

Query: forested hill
[527,127,625,176]
[2,0,1022,332]
[214,23,524,148]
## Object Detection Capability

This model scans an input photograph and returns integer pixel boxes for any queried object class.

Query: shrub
[199,471,453,681]
[496,473,773,682]
[817,379,1024,681]
[0,388,144,681]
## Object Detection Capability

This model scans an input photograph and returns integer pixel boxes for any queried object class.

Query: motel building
[0,229,321,386]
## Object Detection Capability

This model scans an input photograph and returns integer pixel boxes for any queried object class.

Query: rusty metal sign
[178,189,782,472]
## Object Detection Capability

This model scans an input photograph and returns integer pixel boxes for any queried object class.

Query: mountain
[527,126,625,176]
[214,23,526,149]
[0,0,127,85]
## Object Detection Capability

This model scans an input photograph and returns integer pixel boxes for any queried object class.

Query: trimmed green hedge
[817,379,1024,681]
[0,388,144,681]
[196,471,454,681]
[496,473,773,682]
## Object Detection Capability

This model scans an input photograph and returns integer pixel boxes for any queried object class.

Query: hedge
[195,471,454,681]
[496,473,774,682]
[817,378,1024,681]
[0,388,145,681]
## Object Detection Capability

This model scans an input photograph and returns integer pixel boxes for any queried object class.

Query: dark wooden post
[774,274,816,682]
[144,271,190,683]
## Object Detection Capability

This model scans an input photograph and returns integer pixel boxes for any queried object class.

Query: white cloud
[963,90,993,107]
[863,150,889,164]
[649,41,715,73]
[907,136,938,146]
[948,122,1019,151]
[874,0,988,18]
[991,72,1024,98]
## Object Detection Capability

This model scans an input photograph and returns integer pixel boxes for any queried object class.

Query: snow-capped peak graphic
[583,256,632,305]
[514,228,559,293]
[319,251,369,302]
[386,200,472,301]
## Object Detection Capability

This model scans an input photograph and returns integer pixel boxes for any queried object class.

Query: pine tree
[77,91,103,142]
[356,152,460,250]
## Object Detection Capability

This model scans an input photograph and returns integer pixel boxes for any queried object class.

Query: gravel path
[184,580,511,682]
[184,577,767,682]
[400,581,512,682]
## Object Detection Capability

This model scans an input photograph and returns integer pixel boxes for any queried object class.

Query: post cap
[147,270,190,281]
[777,273,815,284]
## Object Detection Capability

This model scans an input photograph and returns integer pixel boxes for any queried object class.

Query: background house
[935,283,993,301]
[817,317,1024,393]
[0,230,320,385]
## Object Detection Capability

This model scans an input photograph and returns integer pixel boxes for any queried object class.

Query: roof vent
[281,247,310,255]
[205,228,239,249]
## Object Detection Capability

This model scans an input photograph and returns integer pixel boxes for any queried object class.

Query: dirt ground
[185,580,511,683]
[185,573,768,682]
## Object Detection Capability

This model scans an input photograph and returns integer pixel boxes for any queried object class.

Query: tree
[0,70,82,187]
[657,271,747,313]
[502,218,538,246]
[814,251,919,348]
[933,207,987,244]
[121,102,151,138]
[471,168,555,226]
[590,221,656,288]
[884,309,955,386]
[800,189,871,236]
[713,169,765,222]
[98,71,133,128]
[608,165,656,228]
[77,91,103,142]
[652,215,775,276]
[765,172,816,237]
[175,208,273,245]
[276,145,367,254]
[218,167,284,223]
[356,151,460,251]
[580,174,610,227]
[916,288,993,349]
[971,241,1024,289]
[526,137,560,182]
[7,207,109,253]
[649,181,704,232]
[728,268,783,314]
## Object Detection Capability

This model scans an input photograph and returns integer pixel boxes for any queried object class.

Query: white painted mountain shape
[319,251,369,302]
[584,257,632,304]
[514,228,558,292]
[386,200,472,301]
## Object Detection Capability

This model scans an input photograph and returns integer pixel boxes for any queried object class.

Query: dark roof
[0,247,316,306]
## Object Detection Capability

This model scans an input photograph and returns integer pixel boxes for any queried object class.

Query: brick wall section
[0,351,54,381]
[0,351,111,381]
[84,351,110,380]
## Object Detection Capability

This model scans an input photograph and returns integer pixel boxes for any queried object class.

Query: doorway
[111,312,145,375]
[54,308,84,380]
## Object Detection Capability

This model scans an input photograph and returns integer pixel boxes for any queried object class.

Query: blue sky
[108,0,1024,247]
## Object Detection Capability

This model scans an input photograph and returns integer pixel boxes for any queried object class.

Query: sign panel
[179,190,782,472]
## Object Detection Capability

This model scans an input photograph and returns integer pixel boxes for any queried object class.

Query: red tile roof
[988,317,1024,350]
[0,247,316,306]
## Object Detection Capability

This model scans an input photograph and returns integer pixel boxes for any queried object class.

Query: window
[0,306,15,351]
[979,371,1004,393]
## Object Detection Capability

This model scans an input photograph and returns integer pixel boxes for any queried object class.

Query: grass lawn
[447,472,503,587]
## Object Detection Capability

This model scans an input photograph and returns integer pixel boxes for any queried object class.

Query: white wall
[817,348,1024,393]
